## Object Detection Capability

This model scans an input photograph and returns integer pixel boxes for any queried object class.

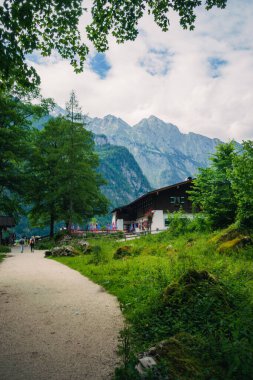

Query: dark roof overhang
[111,178,193,213]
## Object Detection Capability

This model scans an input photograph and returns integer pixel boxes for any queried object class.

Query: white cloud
[31,0,253,142]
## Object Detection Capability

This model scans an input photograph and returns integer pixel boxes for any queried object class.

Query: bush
[36,239,56,250]
[186,214,211,233]
[0,245,11,253]
[167,211,211,236]
[167,210,191,236]
[89,245,109,265]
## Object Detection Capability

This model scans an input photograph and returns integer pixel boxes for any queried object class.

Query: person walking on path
[19,237,25,253]
[29,236,35,252]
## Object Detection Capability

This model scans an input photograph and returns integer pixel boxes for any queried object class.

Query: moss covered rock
[137,333,203,379]
[75,240,91,254]
[113,245,133,259]
[45,245,80,257]
[163,269,232,313]
[218,236,253,253]
[210,225,243,245]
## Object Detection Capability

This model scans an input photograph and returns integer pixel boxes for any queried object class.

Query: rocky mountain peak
[86,114,223,188]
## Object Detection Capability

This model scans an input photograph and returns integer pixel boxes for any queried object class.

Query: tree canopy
[0,0,227,89]
[189,142,237,228]
[26,93,108,236]
[0,89,50,217]
[190,141,253,230]
[231,141,253,228]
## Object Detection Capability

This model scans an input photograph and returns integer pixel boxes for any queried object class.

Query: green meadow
[52,227,253,379]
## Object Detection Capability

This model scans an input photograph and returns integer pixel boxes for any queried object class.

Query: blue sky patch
[208,57,228,78]
[139,48,174,76]
[26,53,41,64]
[90,53,111,79]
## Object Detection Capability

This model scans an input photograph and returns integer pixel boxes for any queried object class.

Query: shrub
[167,211,211,236]
[89,245,109,265]
[186,214,211,233]
[167,210,191,236]
[0,245,11,253]
[36,239,56,250]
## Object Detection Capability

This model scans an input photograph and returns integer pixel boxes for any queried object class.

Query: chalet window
[170,196,185,204]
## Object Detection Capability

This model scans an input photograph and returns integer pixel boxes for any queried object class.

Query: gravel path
[0,248,123,380]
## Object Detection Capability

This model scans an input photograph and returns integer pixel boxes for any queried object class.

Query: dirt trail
[0,248,123,380]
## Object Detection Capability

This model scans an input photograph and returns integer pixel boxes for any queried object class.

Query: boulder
[113,245,132,259]
[45,245,79,257]
[135,356,157,377]
[218,236,253,253]
[136,334,202,379]
[59,235,72,244]
[75,240,91,253]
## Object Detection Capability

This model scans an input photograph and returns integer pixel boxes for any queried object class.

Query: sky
[29,0,253,142]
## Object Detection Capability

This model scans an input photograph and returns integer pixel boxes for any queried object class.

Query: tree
[230,141,253,228]
[189,142,237,229]
[0,0,227,89]
[0,0,88,89]
[0,89,49,218]
[25,123,62,237]
[62,91,108,230]
[27,104,108,235]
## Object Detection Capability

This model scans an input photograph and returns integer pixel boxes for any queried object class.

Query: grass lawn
[53,229,253,379]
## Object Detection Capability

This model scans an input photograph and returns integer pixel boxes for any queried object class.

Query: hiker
[29,236,35,252]
[19,237,25,253]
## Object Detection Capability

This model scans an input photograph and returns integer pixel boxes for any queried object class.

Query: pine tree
[28,93,108,235]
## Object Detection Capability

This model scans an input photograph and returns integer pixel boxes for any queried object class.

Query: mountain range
[33,108,223,209]
[86,114,221,189]
[94,134,151,210]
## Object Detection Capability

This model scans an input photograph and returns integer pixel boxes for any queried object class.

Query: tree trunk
[66,220,71,233]
[50,215,54,238]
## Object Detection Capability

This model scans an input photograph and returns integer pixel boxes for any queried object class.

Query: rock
[87,114,220,188]
[135,356,157,377]
[179,270,217,285]
[163,269,222,307]
[75,240,91,253]
[136,334,202,379]
[60,235,72,244]
[113,246,132,259]
[218,236,253,253]
[45,250,51,257]
[45,246,79,257]
[210,225,243,245]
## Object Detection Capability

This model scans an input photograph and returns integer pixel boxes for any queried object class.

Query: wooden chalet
[112,178,194,231]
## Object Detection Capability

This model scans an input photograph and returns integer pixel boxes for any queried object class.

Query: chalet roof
[112,178,193,213]
[0,216,16,227]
